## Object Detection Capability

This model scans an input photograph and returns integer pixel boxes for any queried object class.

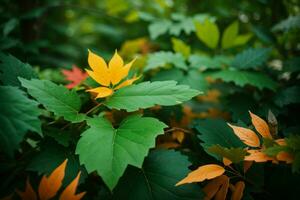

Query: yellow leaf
[231,181,245,200]
[114,75,140,90]
[249,111,272,139]
[87,50,110,86]
[244,150,274,162]
[16,178,37,200]
[176,164,225,186]
[59,172,86,200]
[214,175,229,200]
[203,175,229,200]
[87,87,114,98]
[227,124,260,147]
[276,151,294,164]
[38,159,68,200]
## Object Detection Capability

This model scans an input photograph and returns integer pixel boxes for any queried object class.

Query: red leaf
[62,65,88,89]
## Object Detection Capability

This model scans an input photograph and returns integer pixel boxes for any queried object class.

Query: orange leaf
[203,175,229,200]
[62,65,88,89]
[275,138,286,146]
[59,172,86,200]
[176,164,225,186]
[172,131,185,143]
[38,159,68,200]
[228,124,260,147]
[16,178,37,200]
[214,175,229,200]
[222,157,232,166]
[249,111,272,139]
[276,151,294,164]
[231,181,245,200]
[244,150,274,162]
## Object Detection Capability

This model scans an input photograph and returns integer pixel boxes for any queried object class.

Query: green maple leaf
[0,86,41,156]
[76,115,167,190]
[105,81,201,112]
[20,78,86,122]
[113,149,204,199]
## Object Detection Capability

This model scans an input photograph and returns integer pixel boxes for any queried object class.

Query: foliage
[1,0,300,199]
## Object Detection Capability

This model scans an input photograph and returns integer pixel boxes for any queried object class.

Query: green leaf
[232,48,271,69]
[152,69,208,91]
[105,81,201,112]
[27,140,86,186]
[283,57,300,72]
[145,51,188,71]
[233,34,252,46]
[264,145,290,157]
[292,153,300,173]
[76,115,167,190]
[148,20,172,39]
[211,70,277,91]
[3,18,19,36]
[195,119,244,150]
[0,54,37,87]
[208,144,248,163]
[286,135,300,151]
[272,15,300,32]
[171,38,191,58]
[113,150,204,199]
[189,54,232,70]
[195,18,219,49]
[0,86,41,156]
[221,21,238,49]
[20,78,86,122]
[275,86,300,107]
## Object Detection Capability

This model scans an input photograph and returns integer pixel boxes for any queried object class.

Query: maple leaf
[16,178,37,200]
[62,65,88,89]
[59,172,86,200]
[17,159,85,200]
[227,123,260,147]
[176,164,225,186]
[38,159,68,200]
[249,111,272,139]
[86,50,140,99]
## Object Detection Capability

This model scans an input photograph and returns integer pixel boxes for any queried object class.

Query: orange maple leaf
[38,159,68,200]
[62,65,88,89]
[59,172,86,200]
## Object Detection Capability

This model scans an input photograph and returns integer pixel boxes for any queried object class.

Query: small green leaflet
[211,70,277,91]
[144,51,188,71]
[0,86,41,156]
[221,21,239,49]
[189,54,232,70]
[195,18,219,49]
[272,15,300,32]
[113,150,204,200]
[171,37,191,58]
[76,115,167,190]
[208,144,248,163]
[232,48,271,69]
[0,54,37,87]
[20,78,86,122]
[105,81,201,112]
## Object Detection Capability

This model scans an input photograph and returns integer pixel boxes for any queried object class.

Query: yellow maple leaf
[86,50,140,99]
[176,164,225,186]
